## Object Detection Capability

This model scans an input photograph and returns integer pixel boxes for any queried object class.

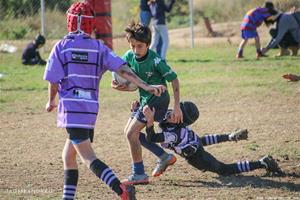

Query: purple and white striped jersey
[44,33,126,129]
[160,126,200,155]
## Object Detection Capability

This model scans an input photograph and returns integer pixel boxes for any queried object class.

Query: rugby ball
[112,72,138,91]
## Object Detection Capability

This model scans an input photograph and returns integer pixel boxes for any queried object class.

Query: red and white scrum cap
[67,2,95,35]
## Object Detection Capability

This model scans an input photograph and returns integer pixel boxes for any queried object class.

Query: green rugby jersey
[122,49,177,106]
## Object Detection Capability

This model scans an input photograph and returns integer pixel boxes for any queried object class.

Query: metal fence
[0,0,77,40]
[0,0,299,41]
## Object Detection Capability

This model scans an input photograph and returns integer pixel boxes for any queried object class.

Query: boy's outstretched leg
[259,155,282,174]
[139,132,177,177]
[187,146,281,175]
[123,120,149,185]
[229,129,248,142]
[236,39,247,59]
[73,140,136,199]
[119,184,137,200]
[62,140,78,200]
[152,152,177,177]
[200,129,248,146]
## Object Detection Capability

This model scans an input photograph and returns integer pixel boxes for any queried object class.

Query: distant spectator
[148,0,175,60]
[140,0,152,26]
[140,0,163,55]
[262,11,300,56]
[236,2,277,59]
[22,34,47,65]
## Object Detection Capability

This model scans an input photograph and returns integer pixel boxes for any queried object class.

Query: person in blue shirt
[139,0,163,55]
[140,0,152,26]
[262,11,300,56]
[148,0,175,60]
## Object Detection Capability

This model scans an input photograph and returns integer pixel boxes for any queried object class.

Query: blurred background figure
[236,2,277,59]
[282,73,300,82]
[140,0,152,26]
[22,34,46,66]
[85,0,113,49]
[140,0,163,56]
[262,10,300,56]
[149,0,175,60]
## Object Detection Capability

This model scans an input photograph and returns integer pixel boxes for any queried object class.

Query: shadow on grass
[159,172,300,192]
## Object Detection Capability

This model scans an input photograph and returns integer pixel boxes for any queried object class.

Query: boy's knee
[208,161,228,175]
[126,129,139,142]
[62,152,77,167]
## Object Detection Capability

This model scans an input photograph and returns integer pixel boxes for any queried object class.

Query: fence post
[41,0,45,36]
[189,0,194,48]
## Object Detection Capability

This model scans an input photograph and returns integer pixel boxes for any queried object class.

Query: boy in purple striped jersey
[236,2,277,59]
[44,2,166,200]
[143,101,282,176]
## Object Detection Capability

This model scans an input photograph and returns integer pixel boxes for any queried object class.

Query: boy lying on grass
[142,101,282,176]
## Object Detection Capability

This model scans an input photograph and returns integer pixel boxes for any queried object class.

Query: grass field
[0,41,299,199]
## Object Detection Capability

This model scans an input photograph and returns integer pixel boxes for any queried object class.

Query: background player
[22,34,47,65]
[236,2,277,59]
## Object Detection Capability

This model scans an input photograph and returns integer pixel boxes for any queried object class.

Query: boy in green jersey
[112,22,182,184]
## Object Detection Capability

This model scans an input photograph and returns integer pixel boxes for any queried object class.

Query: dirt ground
[1,22,300,200]
[1,90,299,200]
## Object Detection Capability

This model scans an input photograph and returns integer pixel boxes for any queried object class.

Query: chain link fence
[0,0,77,40]
[0,0,299,41]
[0,0,138,41]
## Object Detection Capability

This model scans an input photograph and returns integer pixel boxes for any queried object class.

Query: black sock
[63,169,78,200]
[201,134,229,146]
[250,161,264,170]
[90,159,123,196]
[256,48,262,54]
[236,161,263,173]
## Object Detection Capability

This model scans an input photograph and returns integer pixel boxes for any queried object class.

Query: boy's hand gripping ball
[112,72,138,91]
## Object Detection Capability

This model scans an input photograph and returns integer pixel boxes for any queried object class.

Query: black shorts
[131,91,170,123]
[66,128,94,144]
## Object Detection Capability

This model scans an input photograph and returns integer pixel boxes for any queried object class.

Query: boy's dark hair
[264,9,279,26]
[263,1,274,11]
[180,101,199,126]
[263,1,278,15]
[35,34,46,45]
[125,22,151,45]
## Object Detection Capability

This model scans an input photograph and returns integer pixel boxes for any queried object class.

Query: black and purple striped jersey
[153,125,201,157]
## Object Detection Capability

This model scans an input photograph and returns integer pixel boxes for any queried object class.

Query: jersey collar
[135,50,149,62]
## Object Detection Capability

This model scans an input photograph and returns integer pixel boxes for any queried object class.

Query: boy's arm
[165,0,175,12]
[111,80,136,92]
[145,125,165,143]
[264,18,289,52]
[171,78,183,123]
[116,64,166,96]
[45,82,58,112]
[143,105,165,143]
[155,60,182,123]
[36,51,42,60]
